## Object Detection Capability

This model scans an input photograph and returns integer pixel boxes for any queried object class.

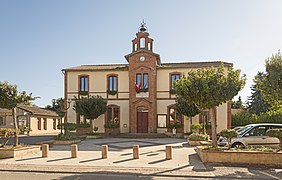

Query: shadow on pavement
[79,157,102,163]
[47,157,73,162]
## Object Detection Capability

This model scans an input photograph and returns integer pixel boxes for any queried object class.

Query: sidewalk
[0,137,281,179]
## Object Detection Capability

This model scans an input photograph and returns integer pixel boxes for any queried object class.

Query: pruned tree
[176,97,201,132]
[73,95,107,133]
[0,81,35,146]
[174,64,246,147]
[258,50,282,110]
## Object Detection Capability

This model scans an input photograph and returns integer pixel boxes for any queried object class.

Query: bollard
[71,144,78,158]
[42,144,49,158]
[166,145,172,160]
[133,145,139,159]
[101,145,108,159]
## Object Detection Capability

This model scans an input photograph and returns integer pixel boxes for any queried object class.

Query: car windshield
[238,125,254,135]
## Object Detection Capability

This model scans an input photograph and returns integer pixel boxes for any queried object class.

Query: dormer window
[140,38,145,48]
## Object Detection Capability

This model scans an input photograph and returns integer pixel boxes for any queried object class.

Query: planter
[105,128,120,135]
[76,127,90,136]
[54,139,82,145]
[188,140,204,146]
[0,146,40,159]
[196,146,282,166]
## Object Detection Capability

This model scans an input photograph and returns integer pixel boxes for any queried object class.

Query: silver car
[219,123,282,148]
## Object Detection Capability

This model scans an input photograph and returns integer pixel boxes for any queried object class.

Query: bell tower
[125,21,160,134]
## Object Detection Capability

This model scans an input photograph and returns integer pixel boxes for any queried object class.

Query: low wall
[196,147,282,166]
[0,146,40,159]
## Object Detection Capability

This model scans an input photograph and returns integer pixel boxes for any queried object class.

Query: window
[38,118,41,130]
[105,105,120,127]
[135,73,149,92]
[157,115,167,128]
[140,37,145,48]
[170,74,180,90]
[0,116,5,126]
[53,119,57,130]
[79,76,89,93]
[108,76,117,92]
[43,118,47,130]
[168,105,182,125]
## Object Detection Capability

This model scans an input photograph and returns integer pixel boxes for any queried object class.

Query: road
[8,135,55,145]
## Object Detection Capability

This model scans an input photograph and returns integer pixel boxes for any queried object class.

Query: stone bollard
[42,144,49,158]
[133,145,139,159]
[166,145,172,160]
[101,145,108,159]
[71,144,78,158]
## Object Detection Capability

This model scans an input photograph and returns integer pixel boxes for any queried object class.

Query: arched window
[140,37,145,48]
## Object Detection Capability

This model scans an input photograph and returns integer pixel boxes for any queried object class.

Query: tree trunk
[12,107,19,146]
[209,107,218,147]
[90,119,93,133]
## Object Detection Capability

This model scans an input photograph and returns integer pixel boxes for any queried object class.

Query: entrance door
[137,107,148,133]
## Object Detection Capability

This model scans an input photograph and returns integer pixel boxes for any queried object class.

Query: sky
[0,0,282,107]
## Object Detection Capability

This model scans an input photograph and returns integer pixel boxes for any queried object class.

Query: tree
[247,72,270,115]
[0,81,34,146]
[258,50,282,110]
[231,96,244,109]
[73,95,107,133]
[45,98,67,134]
[174,64,246,147]
[176,98,201,133]
[220,129,238,149]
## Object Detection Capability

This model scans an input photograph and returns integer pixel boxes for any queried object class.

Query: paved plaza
[0,137,281,179]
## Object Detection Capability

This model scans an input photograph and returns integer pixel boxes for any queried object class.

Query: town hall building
[62,22,232,135]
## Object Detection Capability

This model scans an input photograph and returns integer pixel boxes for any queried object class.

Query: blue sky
[1,0,282,107]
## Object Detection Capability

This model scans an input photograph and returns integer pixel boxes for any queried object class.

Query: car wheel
[231,142,245,149]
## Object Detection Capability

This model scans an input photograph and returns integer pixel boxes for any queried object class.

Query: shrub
[220,129,238,149]
[0,128,19,147]
[94,126,99,133]
[266,128,282,150]
[61,123,77,134]
[76,123,90,128]
[104,122,119,129]
[188,133,209,141]
[191,123,202,133]
[167,123,182,129]
[54,133,77,140]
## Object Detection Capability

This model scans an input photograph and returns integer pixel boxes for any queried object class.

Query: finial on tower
[139,19,147,32]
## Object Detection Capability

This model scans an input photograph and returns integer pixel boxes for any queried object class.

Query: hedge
[231,110,282,128]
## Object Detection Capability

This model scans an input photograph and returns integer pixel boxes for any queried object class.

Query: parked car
[218,123,282,148]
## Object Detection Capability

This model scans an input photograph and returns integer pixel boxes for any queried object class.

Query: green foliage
[0,81,34,110]
[73,95,107,133]
[232,96,244,109]
[93,126,99,132]
[19,125,31,134]
[231,111,258,127]
[232,110,282,127]
[220,129,238,149]
[45,98,66,118]
[76,123,90,128]
[174,64,246,147]
[61,123,77,134]
[266,128,282,149]
[104,121,119,129]
[176,98,201,117]
[167,123,182,129]
[188,133,209,141]
[0,128,18,147]
[191,123,203,132]
[54,133,77,140]
[258,50,282,110]
[247,72,270,115]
